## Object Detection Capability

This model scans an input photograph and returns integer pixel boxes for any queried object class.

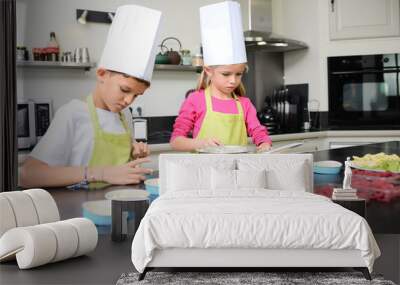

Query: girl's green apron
[87,95,132,188]
[196,87,248,146]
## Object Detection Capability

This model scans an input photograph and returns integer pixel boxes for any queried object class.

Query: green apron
[196,87,248,146]
[86,95,132,189]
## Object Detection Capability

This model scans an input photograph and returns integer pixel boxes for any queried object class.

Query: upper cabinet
[329,0,400,40]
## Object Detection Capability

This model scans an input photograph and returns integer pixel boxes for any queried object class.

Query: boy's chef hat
[99,5,162,82]
[200,1,247,66]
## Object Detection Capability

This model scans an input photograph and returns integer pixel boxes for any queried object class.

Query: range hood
[238,0,307,52]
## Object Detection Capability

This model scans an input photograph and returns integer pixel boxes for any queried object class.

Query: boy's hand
[256,142,272,153]
[132,141,150,159]
[103,158,153,185]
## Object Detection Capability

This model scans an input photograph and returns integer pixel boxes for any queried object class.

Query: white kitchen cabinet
[329,0,400,40]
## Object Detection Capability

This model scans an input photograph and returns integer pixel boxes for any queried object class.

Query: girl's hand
[102,158,153,185]
[132,141,150,159]
[195,138,222,149]
[256,142,272,153]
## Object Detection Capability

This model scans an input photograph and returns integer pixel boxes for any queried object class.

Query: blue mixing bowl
[82,200,111,226]
[313,160,343,175]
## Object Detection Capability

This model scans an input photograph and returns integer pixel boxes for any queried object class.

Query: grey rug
[116,271,396,285]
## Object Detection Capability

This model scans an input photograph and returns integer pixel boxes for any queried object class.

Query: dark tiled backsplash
[140,116,176,144]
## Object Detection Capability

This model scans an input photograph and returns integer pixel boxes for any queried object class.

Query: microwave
[17,99,53,150]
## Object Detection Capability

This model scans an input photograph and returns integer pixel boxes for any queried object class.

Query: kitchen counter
[313,141,400,234]
[4,142,400,284]
[270,129,400,141]
[148,129,400,152]
[0,185,141,285]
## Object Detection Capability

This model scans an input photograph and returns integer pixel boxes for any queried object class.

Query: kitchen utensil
[73,47,82,63]
[61,52,73,63]
[284,88,290,131]
[262,142,304,154]
[160,37,182,65]
[314,160,343,175]
[308,99,320,129]
[155,45,170,64]
[258,95,278,134]
[81,47,90,63]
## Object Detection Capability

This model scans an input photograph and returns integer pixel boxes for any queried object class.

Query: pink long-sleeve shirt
[171,89,272,146]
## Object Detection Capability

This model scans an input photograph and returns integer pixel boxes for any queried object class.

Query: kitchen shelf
[16,60,96,71]
[154,64,202,72]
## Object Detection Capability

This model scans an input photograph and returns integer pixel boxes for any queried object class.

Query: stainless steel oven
[328,53,400,129]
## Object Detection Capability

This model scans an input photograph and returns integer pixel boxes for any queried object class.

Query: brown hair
[108,70,151,87]
[196,66,247,97]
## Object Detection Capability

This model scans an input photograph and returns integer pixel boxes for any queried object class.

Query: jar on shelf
[39,48,46,61]
[191,53,203,67]
[32,48,40,61]
[47,47,59,61]
[16,46,25,61]
[181,49,192,66]
[23,47,29,60]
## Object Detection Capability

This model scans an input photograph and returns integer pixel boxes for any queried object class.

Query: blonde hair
[196,65,248,97]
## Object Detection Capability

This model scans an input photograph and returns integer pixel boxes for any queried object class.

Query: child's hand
[102,158,153,185]
[195,138,222,149]
[132,141,150,159]
[256,142,272,153]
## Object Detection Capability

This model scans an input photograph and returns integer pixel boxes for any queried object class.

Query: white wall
[18,0,400,114]
[16,0,219,116]
[279,0,400,111]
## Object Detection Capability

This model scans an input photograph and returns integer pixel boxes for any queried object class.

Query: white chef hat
[200,1,247,66]
[99,5,162,82]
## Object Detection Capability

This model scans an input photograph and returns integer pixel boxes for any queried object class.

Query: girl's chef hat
[200,1,247,66]
[99,5,162,82]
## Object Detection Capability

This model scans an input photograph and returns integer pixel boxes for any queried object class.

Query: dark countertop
[313,141,400,234]
[0,185,142,285]
[2,142,400,284]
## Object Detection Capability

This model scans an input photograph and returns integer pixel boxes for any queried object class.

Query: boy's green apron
[87,95,132,188]
[196,87,248,146]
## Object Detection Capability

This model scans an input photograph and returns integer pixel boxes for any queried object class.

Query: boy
[20,5,162,188]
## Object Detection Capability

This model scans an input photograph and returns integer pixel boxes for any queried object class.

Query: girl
[170,1,271,152]
[19,5,162,189]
